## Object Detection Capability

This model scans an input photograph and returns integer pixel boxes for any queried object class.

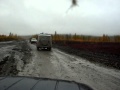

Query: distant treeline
[30,32,120,43]
[52,31,120,43]
[0,33,21,42]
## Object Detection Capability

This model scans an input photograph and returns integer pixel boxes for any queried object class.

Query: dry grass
[0,34,21,42]
[52,34,120,43]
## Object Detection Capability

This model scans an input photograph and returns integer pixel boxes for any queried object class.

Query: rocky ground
[0,40,31,76]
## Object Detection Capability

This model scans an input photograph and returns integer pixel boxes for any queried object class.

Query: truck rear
[36,34,52,51]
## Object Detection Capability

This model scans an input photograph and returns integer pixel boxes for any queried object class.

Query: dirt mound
[0,40,31,76]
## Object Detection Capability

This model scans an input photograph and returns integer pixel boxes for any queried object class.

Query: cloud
[0,0,120,35]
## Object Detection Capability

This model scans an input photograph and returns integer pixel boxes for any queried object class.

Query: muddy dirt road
[18,43,120,90]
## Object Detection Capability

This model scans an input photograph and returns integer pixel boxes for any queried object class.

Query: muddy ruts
[0,52,18,76]
[0,40,32,76]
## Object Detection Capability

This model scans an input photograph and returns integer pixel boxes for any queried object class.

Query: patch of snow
[0,45,15,62]
[14,54,24,71]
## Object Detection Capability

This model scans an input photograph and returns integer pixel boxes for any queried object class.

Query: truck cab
[36,34,52,51]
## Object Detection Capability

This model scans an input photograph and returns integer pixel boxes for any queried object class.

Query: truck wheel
[37,47,39,51]
[48,47,51,51]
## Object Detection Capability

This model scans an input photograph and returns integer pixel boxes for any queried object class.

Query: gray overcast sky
[0,0,120,35]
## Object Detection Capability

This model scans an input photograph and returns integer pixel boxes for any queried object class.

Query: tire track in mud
[51,50,79,80]
[51,49,120,90]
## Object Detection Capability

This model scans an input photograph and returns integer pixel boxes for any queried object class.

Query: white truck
[36,34,52,51]
[30,38,37,44]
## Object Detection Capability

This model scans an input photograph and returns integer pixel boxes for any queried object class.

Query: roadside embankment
[53,42,120,69]
[0,40,31,76]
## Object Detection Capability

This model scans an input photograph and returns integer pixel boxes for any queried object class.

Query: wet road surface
[18,43,120,90]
